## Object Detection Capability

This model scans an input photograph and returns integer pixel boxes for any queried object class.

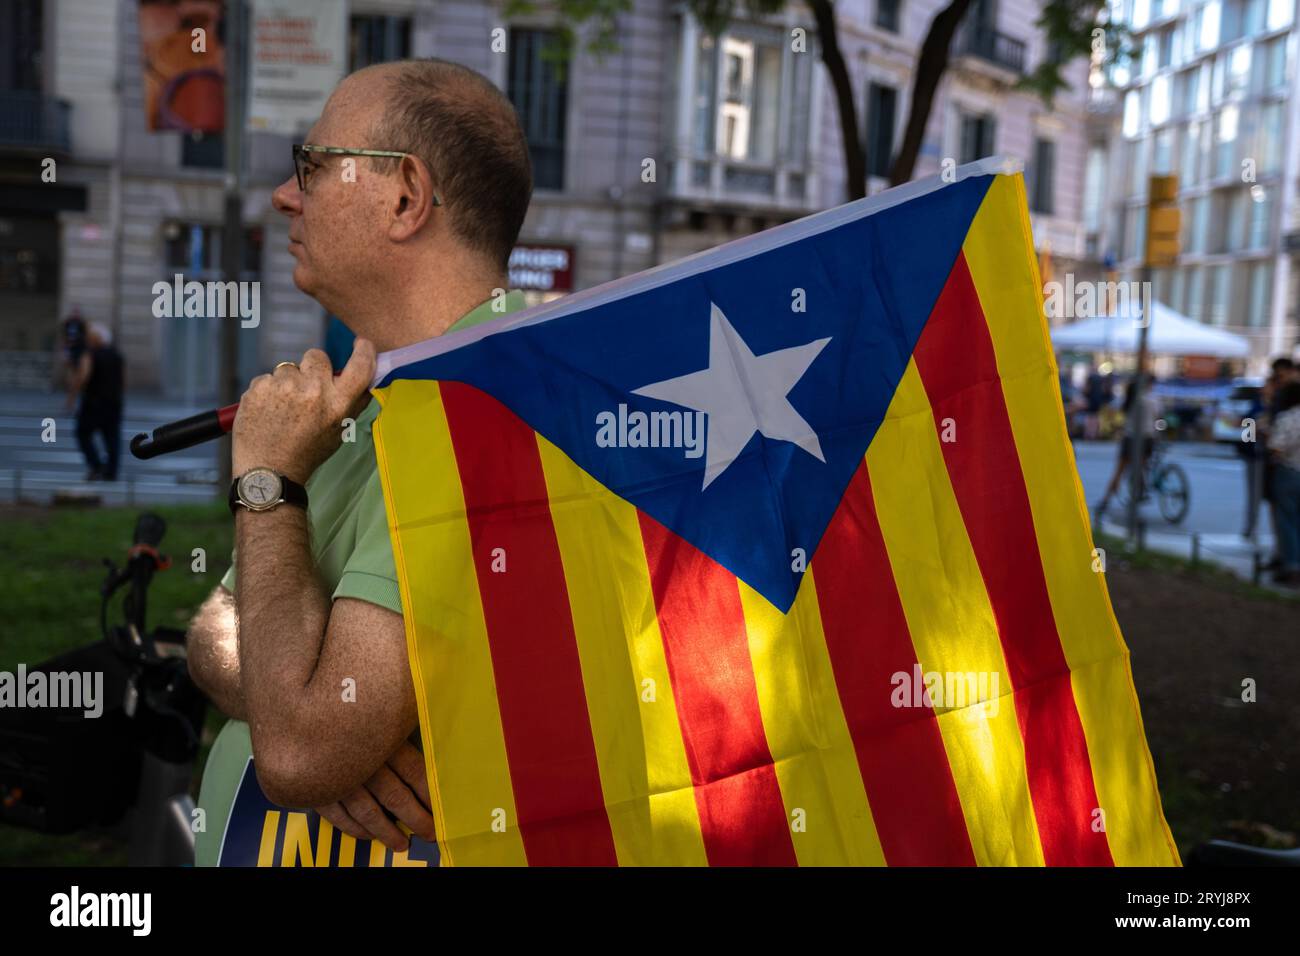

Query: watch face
[239,469,283,510]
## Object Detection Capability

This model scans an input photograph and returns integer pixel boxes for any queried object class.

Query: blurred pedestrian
[1262,357,1298,569]
[1084,364,1111,440]
[71,322,125,481]
[1266,380,1300,586]
[1095,372,1157,516]
[58,307,87,410]
[1238,385,1267,538]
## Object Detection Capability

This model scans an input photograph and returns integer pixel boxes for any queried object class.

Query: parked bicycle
[1114,435,1191,524]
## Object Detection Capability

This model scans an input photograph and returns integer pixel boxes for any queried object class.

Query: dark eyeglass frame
[292,143,442,205]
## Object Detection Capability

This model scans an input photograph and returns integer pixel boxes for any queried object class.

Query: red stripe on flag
[440,381,619,866]
[911,254,1114,866]
[638,513,799,866]
[815,463,978,865]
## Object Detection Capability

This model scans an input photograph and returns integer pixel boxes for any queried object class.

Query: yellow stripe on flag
[737,573,886,865]
[372,380,527,866]
[535,435,709,866]
[961,174,1180,865]
[865,361,1046,866]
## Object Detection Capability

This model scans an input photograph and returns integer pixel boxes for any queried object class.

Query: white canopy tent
[1050,301,1249,358]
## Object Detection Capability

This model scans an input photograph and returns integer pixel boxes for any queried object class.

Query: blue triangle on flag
[380,174,994,611]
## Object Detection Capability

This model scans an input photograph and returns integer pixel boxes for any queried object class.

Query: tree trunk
[888,0,976,185]
[808,0,866,201]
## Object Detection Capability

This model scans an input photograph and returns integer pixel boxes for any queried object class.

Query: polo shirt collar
[448,288,529,333]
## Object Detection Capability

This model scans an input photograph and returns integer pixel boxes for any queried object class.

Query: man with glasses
[184,59,533,866]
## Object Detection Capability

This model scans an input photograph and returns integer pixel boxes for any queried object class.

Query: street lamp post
[1125,265,1152,542]
[1127,174,1181,543]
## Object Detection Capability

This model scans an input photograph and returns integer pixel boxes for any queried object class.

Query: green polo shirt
[196,290,527,866]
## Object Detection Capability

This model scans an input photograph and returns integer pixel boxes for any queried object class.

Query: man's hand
[314,740,437,852]
[232,339,376,485]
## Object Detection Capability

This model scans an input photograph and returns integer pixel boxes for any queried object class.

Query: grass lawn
[1,507,1295,865]
[0,501,233,865]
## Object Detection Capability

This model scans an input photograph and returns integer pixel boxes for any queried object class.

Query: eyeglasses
[291,144,443,205]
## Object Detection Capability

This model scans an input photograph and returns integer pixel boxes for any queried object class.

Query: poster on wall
[247,0,348,135]
[138,0,227,133]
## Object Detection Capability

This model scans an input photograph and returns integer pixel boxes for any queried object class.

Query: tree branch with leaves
[503,0,1126,202]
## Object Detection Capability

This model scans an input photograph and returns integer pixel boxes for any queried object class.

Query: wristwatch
[229,468,309,515]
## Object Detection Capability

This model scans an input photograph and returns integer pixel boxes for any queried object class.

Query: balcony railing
[667,152,816,214]
[953,27,1027,75]
[0,91,72,154]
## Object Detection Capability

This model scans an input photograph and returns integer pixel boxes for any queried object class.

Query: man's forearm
[228,341,416,808]
[235,507,332,747]
[192,641,248,721]
[187,586,247,720]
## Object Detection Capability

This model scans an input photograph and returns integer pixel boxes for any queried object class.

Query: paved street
[0,388,221,507]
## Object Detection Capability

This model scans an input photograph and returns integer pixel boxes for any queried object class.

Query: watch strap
[279,476,308,509]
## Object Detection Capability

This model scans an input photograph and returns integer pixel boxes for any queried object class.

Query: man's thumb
[337,337,377,397]
[336,338,377,417]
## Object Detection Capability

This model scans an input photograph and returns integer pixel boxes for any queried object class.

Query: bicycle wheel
[1156,463,1190,523]
[1112,466,1147,513]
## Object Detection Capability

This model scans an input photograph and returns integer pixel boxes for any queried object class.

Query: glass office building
[1101,0,1300,363]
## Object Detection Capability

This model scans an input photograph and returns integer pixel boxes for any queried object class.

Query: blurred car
[1211,377,1265,443]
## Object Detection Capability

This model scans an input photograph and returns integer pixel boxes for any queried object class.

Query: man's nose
[272,175,302,217]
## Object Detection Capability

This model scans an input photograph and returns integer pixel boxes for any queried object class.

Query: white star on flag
[633,301,831,489]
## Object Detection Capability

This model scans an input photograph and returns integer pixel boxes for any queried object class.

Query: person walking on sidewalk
[71,322,125,481]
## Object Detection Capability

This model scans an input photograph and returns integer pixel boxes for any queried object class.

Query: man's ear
[389,154,437,241]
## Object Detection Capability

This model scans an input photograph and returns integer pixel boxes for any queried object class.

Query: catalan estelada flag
[369,159,1179,866]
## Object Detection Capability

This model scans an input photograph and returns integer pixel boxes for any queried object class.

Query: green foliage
[503,0,792,66]
[688,0,788,35]
[520,0,1127,111]
[502,0,635,70]
[1019,0,1132,104]
[500,0,1132,191]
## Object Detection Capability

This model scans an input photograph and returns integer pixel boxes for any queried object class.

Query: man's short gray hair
[368,59,533,271]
